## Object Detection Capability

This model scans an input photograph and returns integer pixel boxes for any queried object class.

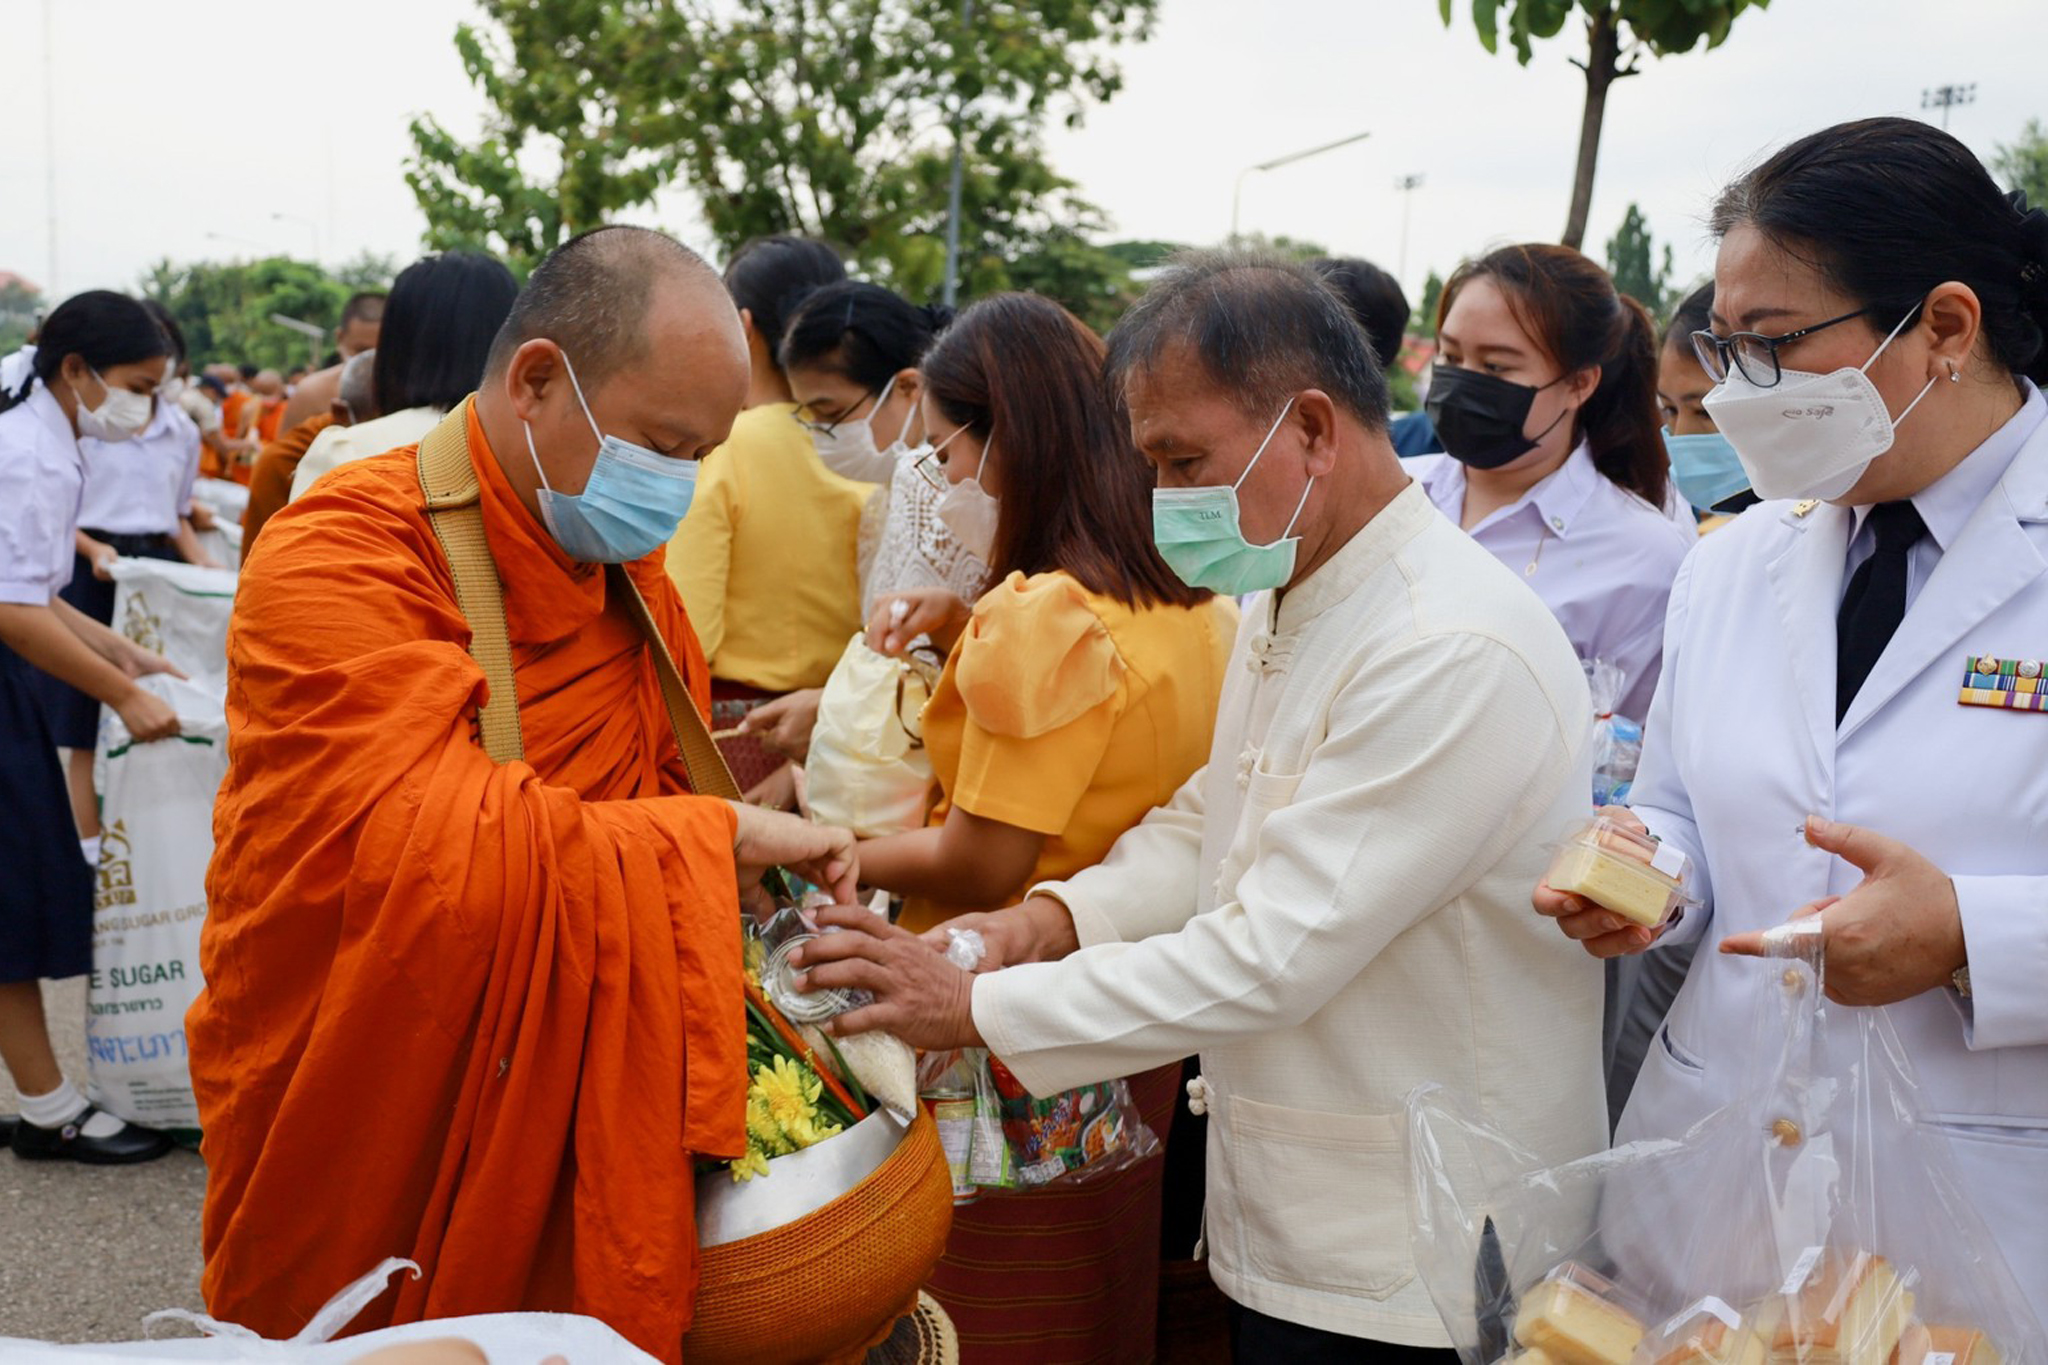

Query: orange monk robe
[240,412,334,557]
[190,403,746,1361]
[255,395,287,445]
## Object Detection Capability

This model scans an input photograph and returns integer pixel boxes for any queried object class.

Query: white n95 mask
[1702,306,1937,503]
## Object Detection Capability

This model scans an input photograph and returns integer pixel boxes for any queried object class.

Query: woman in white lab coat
[1538,116,2048,1323]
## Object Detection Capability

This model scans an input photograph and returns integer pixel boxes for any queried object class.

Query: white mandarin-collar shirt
[76,398,202,536]
[0,385,85,605]
[1414,442,1696,722]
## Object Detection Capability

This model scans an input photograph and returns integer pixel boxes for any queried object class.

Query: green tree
[408,1,688,272]
[1993,118,2048,209]
[140,258,350,370]
[1440,0,1768,249]
[1230,232,1330,263]
[1604,201,1675,315]
[1413,270,1445,337]
[409,0,1157,290]
[0,276,40,356]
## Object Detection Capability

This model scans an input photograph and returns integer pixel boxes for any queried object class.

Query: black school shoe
[9,1105,176,1164]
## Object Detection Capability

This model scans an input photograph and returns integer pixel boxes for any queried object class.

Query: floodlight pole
[941,0,976,309]
[1394,173,1426,285]
[1922,82,1976,130]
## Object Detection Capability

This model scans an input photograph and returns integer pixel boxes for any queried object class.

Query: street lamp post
[1229,130,1373,246]
[1393,173,1426,287]
[1922,83,1976,130]
[941,0,976,309]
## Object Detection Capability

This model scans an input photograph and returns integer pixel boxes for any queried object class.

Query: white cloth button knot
[1186,1075,1210,1116]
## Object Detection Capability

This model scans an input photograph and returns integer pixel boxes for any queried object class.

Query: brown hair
[920,293,1210,611]
[1439,243,1669,507]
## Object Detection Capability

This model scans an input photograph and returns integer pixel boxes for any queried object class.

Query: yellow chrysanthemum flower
[730,1146,772,1183]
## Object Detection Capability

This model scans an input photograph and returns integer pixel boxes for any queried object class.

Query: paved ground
[0,976,206,1343]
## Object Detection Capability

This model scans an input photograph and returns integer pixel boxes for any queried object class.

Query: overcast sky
[3,0,2041,310]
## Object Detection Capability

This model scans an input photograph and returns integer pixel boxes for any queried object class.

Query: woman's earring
[1949,362,1961,383]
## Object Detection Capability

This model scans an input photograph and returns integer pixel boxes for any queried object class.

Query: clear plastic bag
[1408,928,2045,1364]
[1586,657,1643,807]
[916,1048,1161,1194]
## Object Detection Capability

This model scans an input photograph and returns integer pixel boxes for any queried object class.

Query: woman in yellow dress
[856,293,1237,1363]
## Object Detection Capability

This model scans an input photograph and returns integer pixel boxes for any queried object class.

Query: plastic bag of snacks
[1407,923,2044,1364]
[1585,658,1643,807]
[917,1048,1160,1196]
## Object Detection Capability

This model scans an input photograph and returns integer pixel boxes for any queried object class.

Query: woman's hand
[728,801,858,904]
[866,588,970,658]
[1719,817,1966,1007]
[1532,805,1659,958]
[115,685,180,742]
[112,638,187,682]
[739,688,822,762]
[83,537,118,581]
[790,903,983,1050]
[742,763,799,812]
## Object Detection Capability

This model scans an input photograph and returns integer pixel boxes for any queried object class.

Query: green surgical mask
[1151,399,1311,595]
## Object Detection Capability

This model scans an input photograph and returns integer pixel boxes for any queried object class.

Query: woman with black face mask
[1418,243,1695,723]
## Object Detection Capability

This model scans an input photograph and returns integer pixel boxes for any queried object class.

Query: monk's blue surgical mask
[523,350,698,563]
[1151,398,1311,595]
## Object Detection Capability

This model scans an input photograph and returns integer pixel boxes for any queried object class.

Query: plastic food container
[1545,816,1696,930]
[1638,1294,1766,1365]
[1512,1262,1649,1365]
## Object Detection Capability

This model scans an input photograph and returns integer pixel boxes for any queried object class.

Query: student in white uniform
[1416,243,1696,723]
[0,291,183,1164]
[36,304,221,854]
[1538,116,2048,1323]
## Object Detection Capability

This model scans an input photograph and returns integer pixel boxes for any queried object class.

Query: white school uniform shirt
[1414,442,1695,722]
[76,398,201,536]
[1618,382,2048,1325]
[288,405,442,502]
[0,386,85,605]
[973,481,1607,1346]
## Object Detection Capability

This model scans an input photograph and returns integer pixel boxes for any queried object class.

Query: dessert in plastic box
[1891,1322,2002,1365]
[1760,1249,1914,1365]
[1640,1295,1766,1365]
[1544,816,1695,929]
[1511,1262,1647,1365]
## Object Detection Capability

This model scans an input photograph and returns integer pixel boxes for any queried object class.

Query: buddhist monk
[189,226,858,1359]
[250,368,288,450]
[279,291,387,431]
[243,348,376,554]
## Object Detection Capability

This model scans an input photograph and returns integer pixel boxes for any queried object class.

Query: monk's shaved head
[487,226,724,385]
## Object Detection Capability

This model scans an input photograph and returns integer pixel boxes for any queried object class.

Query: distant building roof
[0,270,41,296]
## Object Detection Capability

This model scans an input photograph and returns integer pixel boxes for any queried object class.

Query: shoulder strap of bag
[605,562,743,801]
[417,399,525,765]
[416,399,742,801]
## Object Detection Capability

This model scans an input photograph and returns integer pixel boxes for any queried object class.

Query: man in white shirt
[798,253,1607,1360]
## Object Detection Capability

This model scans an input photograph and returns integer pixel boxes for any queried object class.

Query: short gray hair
[337,349,377,418]
[1105,250,1390,430]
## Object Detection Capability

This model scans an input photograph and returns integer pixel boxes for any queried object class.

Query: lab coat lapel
[1764,500,1853,773]
[1839,430,2048,742]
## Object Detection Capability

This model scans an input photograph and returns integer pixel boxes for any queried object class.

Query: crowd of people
[2,111,2047,1362]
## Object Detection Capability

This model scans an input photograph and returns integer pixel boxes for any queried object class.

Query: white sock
[18,1080,126,1138]
[80,835,102,868]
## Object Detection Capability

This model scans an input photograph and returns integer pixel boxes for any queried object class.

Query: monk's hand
[1719,817,1965,1007]
[1532,805,1658,959]
[728,802,858,903]
[865,588,970,658]
[739,688,821,762]
[792,903,984,1049]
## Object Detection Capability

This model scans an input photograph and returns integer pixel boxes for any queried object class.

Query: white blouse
[76,400,201,535]
[0,386,85,606]
[1414,443,1695,721]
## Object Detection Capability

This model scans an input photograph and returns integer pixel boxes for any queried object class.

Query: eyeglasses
[791,389,877,436]
[913,423,973,492]
[1689,307,1875,389]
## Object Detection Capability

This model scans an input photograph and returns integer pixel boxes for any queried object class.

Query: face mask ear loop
[1892,373,1940,427]
[1233,396,1299,492]
[523,421,556,494]
[865,373,898,445]
[556,348,605,445]
[1858,304,1927,376]
[1273,468,1317,544]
